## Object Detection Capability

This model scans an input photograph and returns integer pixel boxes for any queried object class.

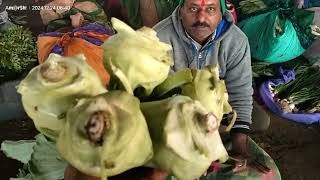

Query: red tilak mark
[200,0,206,8]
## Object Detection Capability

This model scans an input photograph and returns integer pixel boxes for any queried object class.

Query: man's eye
[207,7,215,11]
[190,7,198,12]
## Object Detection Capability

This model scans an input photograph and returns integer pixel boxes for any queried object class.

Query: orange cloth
[37,32,110,86]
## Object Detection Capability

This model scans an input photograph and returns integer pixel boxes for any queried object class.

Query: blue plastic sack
[303,0,320,8]
[259,67,320,124]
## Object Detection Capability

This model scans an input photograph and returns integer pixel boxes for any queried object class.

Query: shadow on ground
[251,114,320,180]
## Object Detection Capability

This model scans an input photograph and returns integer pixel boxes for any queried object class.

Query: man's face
[180,0,222,44]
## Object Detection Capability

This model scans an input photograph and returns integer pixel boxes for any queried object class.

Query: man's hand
[64,165,168,180]
[140,168,168,180]
[230,132,271,174]
[64,164,100,180]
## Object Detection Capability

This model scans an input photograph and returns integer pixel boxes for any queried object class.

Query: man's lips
[193,26,209,30]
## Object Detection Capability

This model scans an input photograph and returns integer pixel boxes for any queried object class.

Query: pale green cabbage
[17,53,107,139]
[102,18,173,95]
[140,96,228,180]
[57,91,153,179]
[154,65,233,125]
[181,65,232,124]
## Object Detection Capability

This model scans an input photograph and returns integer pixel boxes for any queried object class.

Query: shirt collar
[185,30,217,51]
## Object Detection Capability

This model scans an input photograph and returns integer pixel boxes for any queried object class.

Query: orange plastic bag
[37,30,110,86]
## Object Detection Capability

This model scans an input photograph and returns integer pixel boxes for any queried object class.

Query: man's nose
[197,9,207,22]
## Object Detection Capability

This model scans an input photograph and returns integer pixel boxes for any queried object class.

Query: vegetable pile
[0,26,37,83]
[252,58,320,114]
[271,66,320,113]
[4,18,234,180]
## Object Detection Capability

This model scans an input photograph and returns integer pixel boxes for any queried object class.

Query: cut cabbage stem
[201,112,218,133]
[225,110,237,132]
[85,111,111,145]
[40,60,67,82]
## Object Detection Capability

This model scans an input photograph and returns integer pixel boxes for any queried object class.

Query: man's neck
[185,30,217,49]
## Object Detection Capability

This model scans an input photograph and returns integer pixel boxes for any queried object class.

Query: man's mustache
[192,22,210,27]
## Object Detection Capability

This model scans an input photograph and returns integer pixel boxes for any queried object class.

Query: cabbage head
[140,96,228,180]
[102,18,173,95]
[57,91,153,179]
[154,65,232,125]
[181,65,232,124]
[17,53,107,140]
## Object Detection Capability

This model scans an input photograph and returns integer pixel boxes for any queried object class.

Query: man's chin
[191,33,211,42]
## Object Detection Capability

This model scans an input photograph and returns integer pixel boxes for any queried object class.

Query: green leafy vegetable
[1,140,36,164]
[28,134,67,180]
[1,134,67,180]
[274,66,320,112]
[0,26,37,82]
[251,61,276,78]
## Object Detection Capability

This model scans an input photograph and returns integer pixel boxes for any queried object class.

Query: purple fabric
[39,32,63,37]
[38,23,113,56]
[77,34,104,46]
[51,45,64,55]
[259,67,320,125]
[73,23,114,35]
[73,23,114,46]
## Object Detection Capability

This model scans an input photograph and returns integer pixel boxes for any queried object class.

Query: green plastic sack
[238,10,309,63]
[236,0,318,63]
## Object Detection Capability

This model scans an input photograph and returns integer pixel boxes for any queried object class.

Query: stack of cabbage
[17,18,232,180]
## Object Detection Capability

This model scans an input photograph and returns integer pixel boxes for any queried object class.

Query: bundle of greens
[17,53,107,140]
[272,66,320,113]
[57,91,153,179]
[0,26,37,83]
[102,18,173,96]
[251,61,277,78]
[251,57,310,79]
[237,0,268,16]
[140,95,228,180]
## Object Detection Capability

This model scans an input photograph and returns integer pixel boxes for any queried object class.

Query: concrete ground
[251,114,320,180]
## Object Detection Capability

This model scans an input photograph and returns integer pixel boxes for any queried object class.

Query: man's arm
[222,37,271,173]
[224,37,253,134]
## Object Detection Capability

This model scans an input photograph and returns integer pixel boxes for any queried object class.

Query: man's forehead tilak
[201,0,206,8]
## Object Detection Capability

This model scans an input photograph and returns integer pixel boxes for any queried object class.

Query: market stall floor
[251,113,320,180]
